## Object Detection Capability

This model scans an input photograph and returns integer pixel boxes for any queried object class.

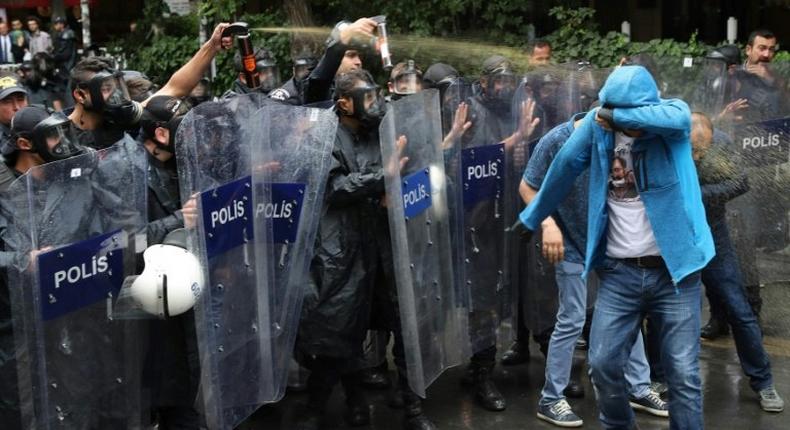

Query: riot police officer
[137,95,203,428]
[222,47,280,99]
[295,69,390,430]
[17,53,60,111]
[269,53,317,105]
[51,16,76,105]
[67,23,232,149]
[0,106,85,429]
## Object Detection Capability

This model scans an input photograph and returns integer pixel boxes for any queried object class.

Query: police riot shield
[645,56,729,117]
[250,103,337,402]
[720,63,790,307]
[449,73,519,353]
[3,143,148,429]
[511,66,572,337]
[380,89,467,396]
[510,65,614,336]
[440,78,476,311]
[650,56,790,335]
[176,94,275,429]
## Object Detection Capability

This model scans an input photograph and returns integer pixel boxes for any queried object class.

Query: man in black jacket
[295,69,393,430]
[271,18,376,107]
[691,112,783,413]
[137,95,202,428]
[51,17,76,80]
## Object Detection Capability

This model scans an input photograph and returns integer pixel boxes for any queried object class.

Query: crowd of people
[0,13,787,430]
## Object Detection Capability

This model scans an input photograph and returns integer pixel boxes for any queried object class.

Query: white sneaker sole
[630,401,670,417]
[537,412,583,427]
[760,403,784,413]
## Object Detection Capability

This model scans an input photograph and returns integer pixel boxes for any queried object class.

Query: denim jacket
[518,66,714,284]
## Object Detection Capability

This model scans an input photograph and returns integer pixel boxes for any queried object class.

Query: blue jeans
[590,259,702,430]
[703,221,773,392]
[540,261,650,406]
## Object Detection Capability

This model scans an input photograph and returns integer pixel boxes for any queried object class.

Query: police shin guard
[341,373,371,427]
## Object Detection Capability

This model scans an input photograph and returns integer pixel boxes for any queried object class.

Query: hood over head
[598,65,661,108]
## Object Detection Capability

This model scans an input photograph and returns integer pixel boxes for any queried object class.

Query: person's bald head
[691,112,713,161]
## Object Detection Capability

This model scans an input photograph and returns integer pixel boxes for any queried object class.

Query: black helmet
[9,107,84,163]
[706,44,742,67]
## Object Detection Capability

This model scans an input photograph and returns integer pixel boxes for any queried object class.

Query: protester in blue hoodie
[522,113,669,428]
[516,65,714,430]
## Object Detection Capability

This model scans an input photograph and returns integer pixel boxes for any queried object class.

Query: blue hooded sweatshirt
[518,65,714,284]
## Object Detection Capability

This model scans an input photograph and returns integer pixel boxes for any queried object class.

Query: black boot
[402,386,437,430]
[388,378,405,409]
[459,363,476,386]
[471,364,506,412]
[360,361,392,389]
[294,371,333,430]
[500,340,530,366]
[700,316,729,340]
[293,406,322,430]
[342,374,371,427]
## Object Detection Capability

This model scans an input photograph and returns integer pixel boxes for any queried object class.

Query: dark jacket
[52,29,77,76]
[0,156,145,428]
[297,122,387,362]
[302,25,349,105]
[221,78,272,100]
[696,130,749,227]
[144,153,184,245]
[269,76,304,106]
[138,144,200,417]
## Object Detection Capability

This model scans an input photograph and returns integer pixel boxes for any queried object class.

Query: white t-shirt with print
[605,132,661,258]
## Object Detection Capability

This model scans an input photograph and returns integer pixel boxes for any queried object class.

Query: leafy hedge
[118,3,787,95]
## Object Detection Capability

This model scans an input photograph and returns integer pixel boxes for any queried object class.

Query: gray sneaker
[537,399,583,428]
[759,386,785,412]
[630,390,669,417]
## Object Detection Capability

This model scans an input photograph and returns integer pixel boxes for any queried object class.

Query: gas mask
[482,72,517,114]
[293,57,317,81]
[344,83,386,130]
[29,113,85,163]
[256,59,281,93]
[144,98,191,155]
[389,60,422,101]
[80,70,143,127]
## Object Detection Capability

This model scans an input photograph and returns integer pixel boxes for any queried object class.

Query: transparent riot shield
[720,63,790,319]
[649,57,790,339]
[251,104,337,402]
[440,78,476,311]
[2,143,148,429]
[380,89,467,396]
[510,65,614,337]
[646,56,729,117]
[175,94,275,429]
[451,75,518,354]
[511,67,573,337]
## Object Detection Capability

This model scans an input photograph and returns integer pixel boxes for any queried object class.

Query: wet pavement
[241,278,790,430]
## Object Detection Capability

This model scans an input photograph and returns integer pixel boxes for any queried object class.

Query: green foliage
[125,35,200,84]
[546,7,708,67]
[198,0,248,22]
[211,10,293,95]
[774,50,790,62]
[116,3,788,97]
[119,0,290,95]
